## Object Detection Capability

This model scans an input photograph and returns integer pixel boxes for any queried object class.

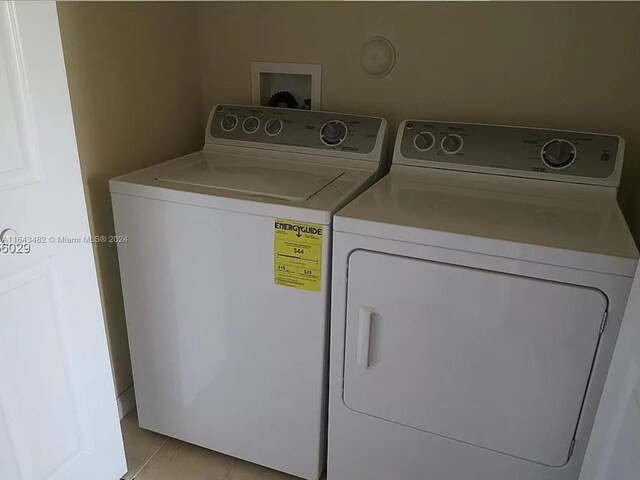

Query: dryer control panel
[396,120,624,187]
[208,105,384,155]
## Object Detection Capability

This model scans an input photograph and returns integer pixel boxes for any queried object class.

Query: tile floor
[120,410,299,479]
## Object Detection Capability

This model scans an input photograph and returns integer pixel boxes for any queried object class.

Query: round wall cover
[360,37,396,78]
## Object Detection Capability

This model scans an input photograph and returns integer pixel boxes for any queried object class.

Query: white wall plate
[251,62,321,110]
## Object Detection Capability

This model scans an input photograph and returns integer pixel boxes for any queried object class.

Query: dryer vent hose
[268,91,298,109]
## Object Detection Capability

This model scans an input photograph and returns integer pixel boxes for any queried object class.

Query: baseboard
[116,385,136,420]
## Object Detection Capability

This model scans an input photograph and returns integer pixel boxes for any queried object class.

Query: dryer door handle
[357,306,374,368]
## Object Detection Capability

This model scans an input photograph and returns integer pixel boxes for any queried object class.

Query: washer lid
[157,153,345,202]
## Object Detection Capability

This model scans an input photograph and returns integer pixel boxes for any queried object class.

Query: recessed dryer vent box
[251,62,321,110]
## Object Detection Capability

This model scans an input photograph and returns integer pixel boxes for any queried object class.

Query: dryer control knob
[414,131,436,151]
[441,134,464,154]
[320,120,348,146]
[541,139,576,169]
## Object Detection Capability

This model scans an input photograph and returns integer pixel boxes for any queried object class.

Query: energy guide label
[274,219,323,292]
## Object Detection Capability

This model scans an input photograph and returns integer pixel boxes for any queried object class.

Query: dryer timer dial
[541,139,576,169]
[441,134,464,154]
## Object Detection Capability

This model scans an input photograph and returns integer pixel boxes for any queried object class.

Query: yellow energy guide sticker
[274,219,323,292]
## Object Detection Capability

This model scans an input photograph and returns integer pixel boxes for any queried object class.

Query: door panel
[0,262,83,480]
[344,250,607,467]
[0,3,125,480]
[0,3,38,189]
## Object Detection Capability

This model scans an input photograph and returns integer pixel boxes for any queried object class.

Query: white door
[344,250,607,467]
[580,265,640,480]
[0,2,126,480]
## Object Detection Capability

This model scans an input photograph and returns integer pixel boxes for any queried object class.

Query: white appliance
[110,105,387,480]
[328,120,638,480]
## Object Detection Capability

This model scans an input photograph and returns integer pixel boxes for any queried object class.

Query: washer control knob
[265,118,283,136]
[242,116,260,134]
[414,131,436,151]
[441,134,464,154]
[320,120,348,146]
[541,139,576,169]
[221,114,238,132]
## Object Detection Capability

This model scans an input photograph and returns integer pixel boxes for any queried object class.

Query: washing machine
[110,104,387,480]
[328,120,638,480]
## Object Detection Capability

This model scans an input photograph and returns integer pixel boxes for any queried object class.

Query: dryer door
[343,250,607,467]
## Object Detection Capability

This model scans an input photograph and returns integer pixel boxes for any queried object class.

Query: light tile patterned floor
[120,411,300,480]
[120,411,167,479]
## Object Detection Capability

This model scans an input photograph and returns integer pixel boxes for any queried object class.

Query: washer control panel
[399,120,621,182]
[209,105,383,154]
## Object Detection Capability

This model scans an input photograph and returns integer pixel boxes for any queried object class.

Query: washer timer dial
[242,116,261,134]
[265,118,283,136]
[541,139,576,169]
[221,114,238,132]
[320,120,348,146]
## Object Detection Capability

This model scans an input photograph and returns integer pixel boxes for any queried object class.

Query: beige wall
[57,2,203,395]
[197,1,640,237]
[58,1,640,398]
